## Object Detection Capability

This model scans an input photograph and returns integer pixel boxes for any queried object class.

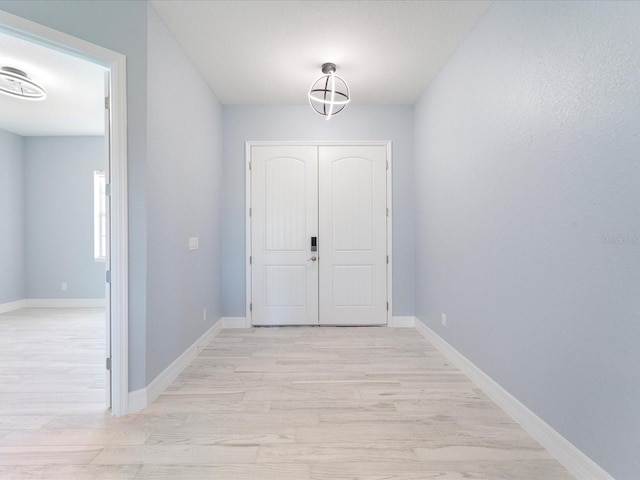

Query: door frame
[245,141,393,326]
[0,10,129,416]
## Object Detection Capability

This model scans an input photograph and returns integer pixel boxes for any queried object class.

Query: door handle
[307,256,317,262]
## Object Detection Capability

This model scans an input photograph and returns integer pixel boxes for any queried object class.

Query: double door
[250,144,388,326]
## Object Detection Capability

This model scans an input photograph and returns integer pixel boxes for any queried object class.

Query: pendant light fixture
[0,66,46,100]
[308,63,350,120]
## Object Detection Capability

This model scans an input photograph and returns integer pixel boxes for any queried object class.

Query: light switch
[188,237,199,250]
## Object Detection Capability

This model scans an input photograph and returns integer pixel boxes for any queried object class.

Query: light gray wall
[24,136,104,299]
[222,105,415,317]
[145,5,223,383]
[413,2,640,478]
[0,129,25,304]
[0,0,149,390]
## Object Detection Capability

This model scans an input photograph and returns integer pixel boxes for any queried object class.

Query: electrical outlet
[189,237,199,250]
[61,282,67,291]
[203,308,207,321]
[441,313,447,327]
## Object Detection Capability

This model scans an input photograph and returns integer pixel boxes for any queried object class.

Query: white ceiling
[0,30,106,137]
[0,1,492,136]
[151,0,493,105]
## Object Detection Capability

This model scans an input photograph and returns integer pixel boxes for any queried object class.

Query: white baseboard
[25,298,105,308]
[223,316,251,328]
[0,299,27,314]
[127,387,147,413]
[413,318,613,480]
[127,318,225,414]
[389,316,416,328]
[1,298,104,312]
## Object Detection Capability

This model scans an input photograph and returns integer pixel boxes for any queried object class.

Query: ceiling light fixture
[308,63,349,120]
[0,66,46,100]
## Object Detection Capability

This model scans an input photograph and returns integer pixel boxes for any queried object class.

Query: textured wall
[24,136,105,299]
[0,129,25,305]
[221,105,415,318]
[413,2,640,478]
[145,5,223,383]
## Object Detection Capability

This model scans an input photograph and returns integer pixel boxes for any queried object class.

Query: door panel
[331,157,374,252]
[264,266,307,307]
[251,146,318,325]
[332,265,374,306]
[319,146,387,325]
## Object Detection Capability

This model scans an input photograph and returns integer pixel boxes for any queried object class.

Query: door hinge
[387,302,389,311]
[105,97,110,110]
[249,256,252,265]
[106,270,111,284]
[250,303,252,312]
[249,207,252,216]
[105,183,111,197]
[387,160,389,170]
[106,357,111,371]
[387,207,389,217]
[387,255,389,264]
[249,160,251,170]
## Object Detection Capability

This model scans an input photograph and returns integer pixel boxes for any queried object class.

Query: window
[94,170,106,261]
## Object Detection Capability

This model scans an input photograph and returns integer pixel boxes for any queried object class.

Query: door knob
[307,256,317,262]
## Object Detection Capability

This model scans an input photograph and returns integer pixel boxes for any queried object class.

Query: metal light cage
[308,63,350,119]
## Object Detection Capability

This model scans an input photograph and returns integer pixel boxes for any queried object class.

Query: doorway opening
[0,10,129,415]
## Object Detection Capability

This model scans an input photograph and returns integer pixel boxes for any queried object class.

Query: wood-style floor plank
[0,465,141,479]
[0,309,575,479]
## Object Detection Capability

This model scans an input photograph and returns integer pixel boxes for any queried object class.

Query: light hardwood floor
[0,309,575,479]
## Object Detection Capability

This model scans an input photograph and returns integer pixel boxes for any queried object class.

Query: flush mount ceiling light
[308,63,350,120]
[0,66,46,100]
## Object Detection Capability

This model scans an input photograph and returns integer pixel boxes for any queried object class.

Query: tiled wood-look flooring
[0,309,575,479]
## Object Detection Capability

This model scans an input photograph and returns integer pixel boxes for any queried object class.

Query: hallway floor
[0,310,574,479]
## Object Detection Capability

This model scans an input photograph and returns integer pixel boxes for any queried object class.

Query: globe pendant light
[308,63,350,120]
[0,66,46,100]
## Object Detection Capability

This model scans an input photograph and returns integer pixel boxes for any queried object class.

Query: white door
[103,72,111,408]
[318,146,388,325]
[250,144,388,326]
[251,145,319,326]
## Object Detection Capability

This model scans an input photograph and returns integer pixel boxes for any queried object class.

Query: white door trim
[0,10,129,416]
[246,141,393,325]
